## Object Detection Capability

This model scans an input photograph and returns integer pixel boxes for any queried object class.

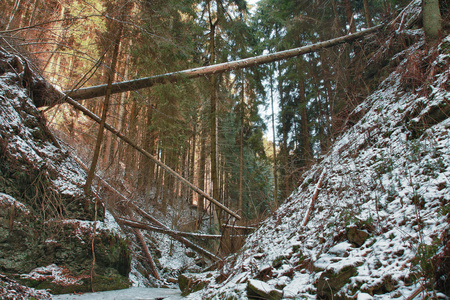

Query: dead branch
[70,153,221,261]
[222,224,255,231]
[63,96,241,220]
[131,204,220,262]
[302,168,326,227]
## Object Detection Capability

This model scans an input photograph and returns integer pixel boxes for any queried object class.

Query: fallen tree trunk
[118,218,222,240]
[65,24,384,100]
[131,204,220,262]
[70,153,220,262]
[63,96,240,220]
[133,227,160,280]
[302,168,326,227]
[222,224,256,231]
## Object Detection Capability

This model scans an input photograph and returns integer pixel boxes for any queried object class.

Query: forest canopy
[0,0,423,227]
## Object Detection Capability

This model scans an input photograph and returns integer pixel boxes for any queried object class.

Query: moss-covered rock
[316,265,357,299]
[0,48,130,294]
[346,226,369,247]
[178,273,212,296]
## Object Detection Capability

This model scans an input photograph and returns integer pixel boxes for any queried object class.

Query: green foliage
[411,239,440,280]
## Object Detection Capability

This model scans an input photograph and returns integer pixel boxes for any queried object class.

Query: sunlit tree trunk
[85,25,123,194]
[6,0,21,30]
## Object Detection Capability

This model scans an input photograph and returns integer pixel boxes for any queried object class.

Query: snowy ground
[183,9,450,300]
[52,287,183,300]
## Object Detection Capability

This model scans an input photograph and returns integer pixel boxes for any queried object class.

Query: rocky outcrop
[0,46,130,294]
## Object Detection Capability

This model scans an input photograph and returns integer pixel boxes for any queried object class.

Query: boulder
[247,279,283,300]
[316,265,357,299]
[347,226,369,247]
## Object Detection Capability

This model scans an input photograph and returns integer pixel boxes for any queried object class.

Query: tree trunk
[196,113,207,229]
[362,0,372,28]
[133,228,160,280]
[239,75,244,215]
[270,66,278,209]
[423,0,442,42]
[344,0,356,34]
[132,204,220,261]
[84,25,122,194]
[298,76,312,163]
[209,20,221,229]
[63,25,384,102]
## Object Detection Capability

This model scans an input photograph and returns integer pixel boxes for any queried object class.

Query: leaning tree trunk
[84,25,122,194]
[62,25,384,102]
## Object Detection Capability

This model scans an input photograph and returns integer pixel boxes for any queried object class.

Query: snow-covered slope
[0,46,130,296]
[186,28,450,300]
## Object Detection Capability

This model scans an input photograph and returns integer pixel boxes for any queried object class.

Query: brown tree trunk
[239,76,244,215]
[196,114,207,229]
[269,67,278,208]
[209,20,221,229]
[85,25,122,194]
[298,76,312,162]
[362,0,372,28]
[133,228,160,280]
[344,0,356,34]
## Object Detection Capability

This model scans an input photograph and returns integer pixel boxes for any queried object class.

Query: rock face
[0,46,130,294]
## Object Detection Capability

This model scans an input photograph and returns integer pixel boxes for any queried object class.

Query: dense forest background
[0,0,414,231]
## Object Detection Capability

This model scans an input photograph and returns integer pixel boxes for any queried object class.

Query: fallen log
[131,204,220,262]
[63,96,241,220]
[301,168,326,227]
[65,24,384,100]
[68,151,221,262]
[222,224,256,231]
[133,227,160,280]
[118,218,222,240]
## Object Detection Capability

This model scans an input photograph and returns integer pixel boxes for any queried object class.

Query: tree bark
[84,25,122,194]
[344,0,356,34]
[209,20,222,229]
[270,66,278,208]
[133,228,160,280]
[301,168,326,226]
[298,75,312,162]
[362,0,372,28]
[423,0,442,42]
[239,75,244,215]
[196,113,207,229]
[63,25,384,101]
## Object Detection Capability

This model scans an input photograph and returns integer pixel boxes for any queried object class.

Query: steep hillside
[0,47,130,296]
[184,16,450,300]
